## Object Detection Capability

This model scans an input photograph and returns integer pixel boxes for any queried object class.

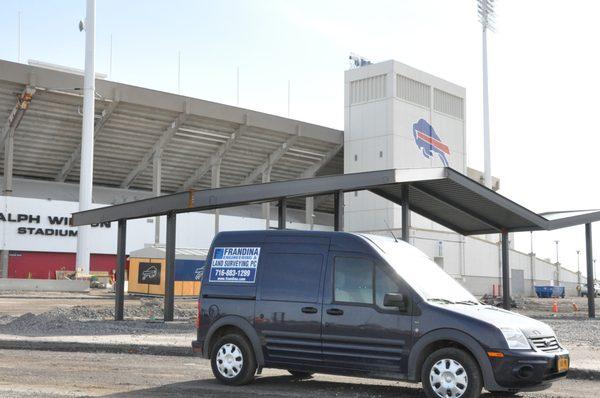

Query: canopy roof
[72,167,600,235]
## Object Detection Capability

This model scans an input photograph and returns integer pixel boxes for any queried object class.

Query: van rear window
[260,253,323,302]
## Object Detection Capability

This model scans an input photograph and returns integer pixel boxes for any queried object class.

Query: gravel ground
[0,298,195,337]
[0,349,598,398]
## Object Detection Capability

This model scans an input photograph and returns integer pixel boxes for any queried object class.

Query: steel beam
[121,110,189,188]
[56,99,119,182]
[0,86,35,147]
[241,132,300,185]
[401,184,411,242]
[115,219,126,321]
[333,190,343,231]
[299,144,342,179]
[278,198,287,229]
[179,123,247,191]
[71,169,432,226]
[164,212,176,322]
[501,230,511,310]
[586,223,595,318]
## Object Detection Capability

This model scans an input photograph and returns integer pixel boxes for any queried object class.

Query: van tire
[421,347,483,398]
[210,333,257,386]
[287,370,313,379]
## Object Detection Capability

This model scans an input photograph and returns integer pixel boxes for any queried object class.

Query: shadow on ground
[101,375,519,398]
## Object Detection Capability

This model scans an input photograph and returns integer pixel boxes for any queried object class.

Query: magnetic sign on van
[209,247,261,283]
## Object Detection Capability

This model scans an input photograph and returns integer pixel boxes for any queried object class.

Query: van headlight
[500,327,530,350]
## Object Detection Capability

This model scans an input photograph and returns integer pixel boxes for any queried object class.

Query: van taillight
[195,299,201,329]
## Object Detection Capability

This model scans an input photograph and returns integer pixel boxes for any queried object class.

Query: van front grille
[530,336,560,352]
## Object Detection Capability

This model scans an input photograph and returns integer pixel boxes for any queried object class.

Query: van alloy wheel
[215,343,244,379]
[429,358,468,398]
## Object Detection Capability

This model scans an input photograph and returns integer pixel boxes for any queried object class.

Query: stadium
[0,57,583,296]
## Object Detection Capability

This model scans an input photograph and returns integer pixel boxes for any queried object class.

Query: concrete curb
[0,339,193,357]
[0,339,598,381]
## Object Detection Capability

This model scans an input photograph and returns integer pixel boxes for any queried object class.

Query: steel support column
[501,230,511,310]
[305,197,314,230]
[278,198,287,230]
[262,168,271,229]
[586,223,595,318]
[115,219,126,321]
[334,191,343,231]
[152,151,162,245]
[164,212,176,321]
[3,127,15,196]
[212,161,221,235]
[401,184,410,242]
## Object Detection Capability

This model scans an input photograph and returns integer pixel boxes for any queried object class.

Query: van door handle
[326,308,344,316]
[301,307,318,314]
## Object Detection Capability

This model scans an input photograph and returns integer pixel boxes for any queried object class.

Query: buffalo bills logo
[412,119,450,167]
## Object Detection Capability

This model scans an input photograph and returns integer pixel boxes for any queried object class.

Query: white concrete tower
[344,60,466,233]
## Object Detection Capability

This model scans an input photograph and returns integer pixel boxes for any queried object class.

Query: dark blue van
[192,230,569,398]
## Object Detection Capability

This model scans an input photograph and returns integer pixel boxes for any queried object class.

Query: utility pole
[477,0,495,188]
[76,0,96,275]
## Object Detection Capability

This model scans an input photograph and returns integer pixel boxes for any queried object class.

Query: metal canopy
[70,167,600,320]
[71,167,597,235]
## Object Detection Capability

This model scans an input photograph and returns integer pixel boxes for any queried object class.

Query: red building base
[8,251,118,279]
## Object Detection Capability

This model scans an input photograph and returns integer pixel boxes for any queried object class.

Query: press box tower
[344,60,466,232]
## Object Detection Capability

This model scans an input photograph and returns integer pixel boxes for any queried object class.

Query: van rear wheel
[210,333,257,386]
[287,370,313,379]
[421,347,482,398]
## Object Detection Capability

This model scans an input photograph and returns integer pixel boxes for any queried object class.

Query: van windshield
[359,234,478,304]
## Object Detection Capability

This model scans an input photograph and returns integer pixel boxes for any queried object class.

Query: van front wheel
[210,333,257,386]
[421,347,483,398]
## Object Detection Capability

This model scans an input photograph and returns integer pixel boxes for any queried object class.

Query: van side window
[260,253,323,302]
[375,267,403,309]
[334,257,374,304]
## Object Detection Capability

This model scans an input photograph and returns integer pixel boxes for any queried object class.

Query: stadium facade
[0,59,580,296]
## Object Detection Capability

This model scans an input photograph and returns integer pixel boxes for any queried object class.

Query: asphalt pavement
[0,349,598,398]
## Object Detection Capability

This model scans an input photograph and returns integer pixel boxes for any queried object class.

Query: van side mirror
[383,293,406,311]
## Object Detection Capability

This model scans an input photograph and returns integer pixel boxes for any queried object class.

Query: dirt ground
[0,349,597,398]
[0,291,599,397]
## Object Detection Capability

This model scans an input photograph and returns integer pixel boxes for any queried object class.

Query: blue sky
[1,0,600,272]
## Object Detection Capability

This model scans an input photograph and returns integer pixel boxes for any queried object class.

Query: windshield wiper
[455,300,480,306]
[428,298,455,304]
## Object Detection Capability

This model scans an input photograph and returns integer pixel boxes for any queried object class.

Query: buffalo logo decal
[412,119,450,167]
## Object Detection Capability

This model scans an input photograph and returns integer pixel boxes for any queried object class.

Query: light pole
[477,0,496,188]
[554,240,560,263]
[75,0,96,275]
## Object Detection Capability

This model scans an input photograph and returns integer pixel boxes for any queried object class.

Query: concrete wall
[0,278,89,292]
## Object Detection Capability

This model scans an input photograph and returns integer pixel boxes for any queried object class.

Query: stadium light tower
[76,0,96,275]
[477,0,495,189]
